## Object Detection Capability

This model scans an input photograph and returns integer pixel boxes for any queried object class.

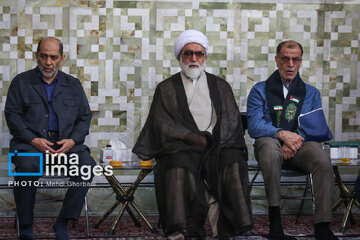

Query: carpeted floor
[1,214,360,239]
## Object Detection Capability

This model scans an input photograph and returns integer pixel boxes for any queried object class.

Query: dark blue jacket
[5,68,92,153]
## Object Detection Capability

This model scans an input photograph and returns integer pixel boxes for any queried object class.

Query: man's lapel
[205,72,220,116]
[53,71,69,98]
[29,68,47,104]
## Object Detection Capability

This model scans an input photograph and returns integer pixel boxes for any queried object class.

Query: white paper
[109,139,132,161]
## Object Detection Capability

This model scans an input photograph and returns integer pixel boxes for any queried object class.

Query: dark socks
[314,222,338,240]
[19,224,33,240]
[52,217,70,240]
[269,206,284,238]
[267,206,296,240]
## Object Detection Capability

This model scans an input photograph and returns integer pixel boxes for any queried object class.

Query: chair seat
[281,168,308,177]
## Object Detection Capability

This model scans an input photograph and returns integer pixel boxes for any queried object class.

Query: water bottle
[101,144,113,165]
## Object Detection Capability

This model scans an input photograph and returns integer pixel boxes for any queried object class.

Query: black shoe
[52,220,70,240]
[267,207,296,240]
[314,222,338,240]
[263,234,297,240]
[19,224,33,240]
[18,235,34,240]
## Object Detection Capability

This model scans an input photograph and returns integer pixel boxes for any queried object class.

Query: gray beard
[37,60,60,79]
[179,57,205,80]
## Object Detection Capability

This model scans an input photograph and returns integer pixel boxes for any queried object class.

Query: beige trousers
[254,137,335,224]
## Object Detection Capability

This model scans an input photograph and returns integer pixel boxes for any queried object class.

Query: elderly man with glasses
[133,30,253,240]
[247,40,337,240]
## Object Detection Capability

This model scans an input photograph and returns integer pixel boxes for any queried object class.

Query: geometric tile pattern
[0,0,359,162]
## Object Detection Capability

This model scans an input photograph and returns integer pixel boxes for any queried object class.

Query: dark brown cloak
[133,72,253,238]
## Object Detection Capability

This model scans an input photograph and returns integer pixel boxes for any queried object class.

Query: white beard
[180,56,205,80]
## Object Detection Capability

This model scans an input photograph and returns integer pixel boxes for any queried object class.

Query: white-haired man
[133,30,253,239]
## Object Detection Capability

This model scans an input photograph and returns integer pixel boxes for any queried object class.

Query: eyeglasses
[182,50,206,58]
[279,56,302,64]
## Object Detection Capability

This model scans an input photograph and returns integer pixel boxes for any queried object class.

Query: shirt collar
[282,80,291,90]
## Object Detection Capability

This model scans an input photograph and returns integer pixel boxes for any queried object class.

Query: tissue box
[328,141,360,159]
[113,148,132,161]
[109,139,133,161]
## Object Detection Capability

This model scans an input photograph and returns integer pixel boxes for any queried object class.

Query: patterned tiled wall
[0,0,359,215]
